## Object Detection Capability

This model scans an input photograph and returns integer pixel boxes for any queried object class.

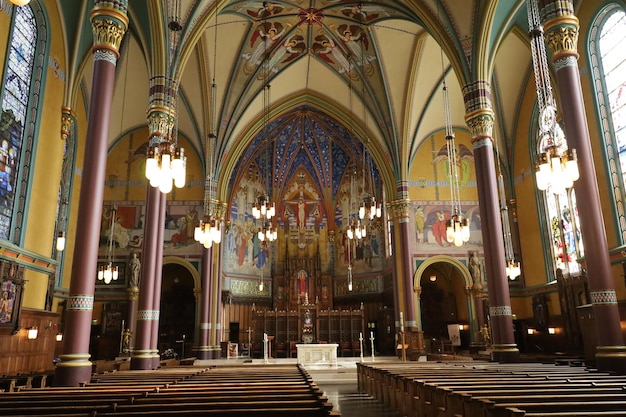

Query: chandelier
[194,14,224,249]
[145,141,186,193]
[441,75,469,247]
[252,194,275,220]
[347,167,366,240]
[257,219,277,242]
[193,115,221,249]
[356,16,382,223]
[497,151,521,280]
[253,27,275,227]
[358,147,382,221]
[145,7,186,194]
[98,207,119,284]
[527,0,578,192]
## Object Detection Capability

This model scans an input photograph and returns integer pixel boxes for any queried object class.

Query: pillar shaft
[150,191,166,367]
[54,1,128,387]
[463,81,519,362]
[196,247,213,359]
[131,185,160,369]
[388,198,416,327]
[540,0,626,372]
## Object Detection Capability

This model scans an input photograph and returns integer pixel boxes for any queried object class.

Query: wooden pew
[0,364,339,417]
[357,361,626,417]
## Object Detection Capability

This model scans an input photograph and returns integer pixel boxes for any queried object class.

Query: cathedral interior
[0,0,626,383]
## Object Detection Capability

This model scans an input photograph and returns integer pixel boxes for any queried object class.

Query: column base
[130,349,154,370]
[211,346,223,359]
[596,346,626,374]
[490,343,520,363]
[407,328,426,360]
[193,345,212,360]
[469,342,484,354]
[53,353,92,387]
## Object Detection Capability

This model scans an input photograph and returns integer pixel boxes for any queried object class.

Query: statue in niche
[296,269,308,298]
[302,308,314,344]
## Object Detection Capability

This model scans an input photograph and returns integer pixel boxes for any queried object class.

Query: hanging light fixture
[195,14,223,249]
[441,68,469,247]
[98,207,119,284]
[347,234,353,292]
[145,5,186,194]
[347,167,366,240]
[356,9,382,223]
[496,143,521,280]
[252,15,276,225]
[527,0,578,193]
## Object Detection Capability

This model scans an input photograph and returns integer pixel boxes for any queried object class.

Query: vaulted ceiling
[58,0,535,202]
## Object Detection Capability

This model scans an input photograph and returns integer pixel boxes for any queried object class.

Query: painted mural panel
[409,132,482,255]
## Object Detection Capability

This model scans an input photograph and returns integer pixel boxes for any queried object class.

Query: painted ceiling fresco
[218,0,417,169]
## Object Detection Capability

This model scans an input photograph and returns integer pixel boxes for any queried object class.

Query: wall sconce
[527,328,536,335]
[56,333,63,342]
[548,327,556,335]
[56,231,66,252]
[429,275,437,282]
[27,327,38,340]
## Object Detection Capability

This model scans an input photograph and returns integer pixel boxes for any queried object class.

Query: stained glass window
[538,125,583,276]
[590,6,626,243]
[0,5,37,240]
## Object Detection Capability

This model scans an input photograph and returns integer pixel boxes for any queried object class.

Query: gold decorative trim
[465,110,494,139]
[147,110,176,136]
[544,17,580,61]
[386,199,411,219]
[91,17,128,56]
[60,107,75,141]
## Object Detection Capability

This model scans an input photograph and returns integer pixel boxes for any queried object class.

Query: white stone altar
[296,343,338,367]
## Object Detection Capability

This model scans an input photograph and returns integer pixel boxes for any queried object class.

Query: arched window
[0,4,45,243]
[535,122,583,277]
[589,4,626,243]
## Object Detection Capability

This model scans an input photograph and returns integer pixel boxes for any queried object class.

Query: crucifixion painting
[283,173,320,248]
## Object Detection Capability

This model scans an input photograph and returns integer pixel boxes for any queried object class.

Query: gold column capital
[543,16,580,62]
[146,109,176,138]
[386,199,412,220]
[465,110,494,142]
[60,107,76,141]
[90,1,129,58]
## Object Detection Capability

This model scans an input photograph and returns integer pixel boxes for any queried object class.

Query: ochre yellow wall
[408,129,477,203]
[102,128,204,203]
[19,0,67,309]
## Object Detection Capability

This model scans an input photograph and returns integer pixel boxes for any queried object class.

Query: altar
[296,343,338,367]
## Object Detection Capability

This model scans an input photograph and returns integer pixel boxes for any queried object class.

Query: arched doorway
[158,260,197,358]
[414,255,478,352]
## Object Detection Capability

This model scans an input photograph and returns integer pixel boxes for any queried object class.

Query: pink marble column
[130,185,160,370]
[463,81,519,362]
[150,191,166,368]
[388,195,424,357]
[540,0,626,373]
[195,247,213,360]
[54,1,128,387]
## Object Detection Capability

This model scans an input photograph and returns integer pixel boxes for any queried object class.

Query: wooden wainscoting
[0,308,61,375]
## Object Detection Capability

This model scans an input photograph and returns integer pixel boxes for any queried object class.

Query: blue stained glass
[0,5,37,240]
